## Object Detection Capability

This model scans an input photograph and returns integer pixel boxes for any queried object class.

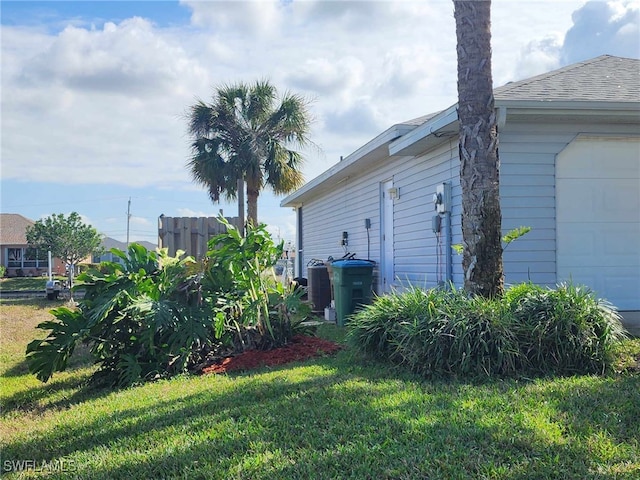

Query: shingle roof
[400,112,442,126]
[101,236,156,251]
[494,55,640,103]
[398,56,639,128]
[101,236,127,251]
[0,213,35,245]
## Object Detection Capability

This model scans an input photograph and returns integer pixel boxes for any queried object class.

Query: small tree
[26,212,103,296]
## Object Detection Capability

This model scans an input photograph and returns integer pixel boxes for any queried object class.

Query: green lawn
[0,277,67,292]
[1,299,639,479]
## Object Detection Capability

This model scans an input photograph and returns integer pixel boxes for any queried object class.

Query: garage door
[556,136,640,311]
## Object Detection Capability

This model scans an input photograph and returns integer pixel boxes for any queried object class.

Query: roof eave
[281,123,416,208]
[495,99,640,112]
[388,104,459,157]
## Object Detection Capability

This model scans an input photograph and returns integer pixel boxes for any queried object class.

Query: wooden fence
[157,216,241,259]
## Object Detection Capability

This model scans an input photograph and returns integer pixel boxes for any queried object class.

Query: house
[0,213,65,277]
[281,55,640,330]
[92,237,157,264]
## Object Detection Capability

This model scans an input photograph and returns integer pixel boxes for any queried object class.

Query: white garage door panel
[558,223,640,265]
[556,274,640,310]
[556,137,640,178]
[557,179,638,221]
[557,136,640,311]
[557,267,640,310]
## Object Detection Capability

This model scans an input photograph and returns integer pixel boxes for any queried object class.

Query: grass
[0,277,68,292]
[1,299,639,479]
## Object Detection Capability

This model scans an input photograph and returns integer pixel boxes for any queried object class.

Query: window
[7,248,22,268]
[6,247,48,268]
[24,248,37,267]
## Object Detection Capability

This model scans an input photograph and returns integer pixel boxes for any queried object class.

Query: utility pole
[126,197,131,248]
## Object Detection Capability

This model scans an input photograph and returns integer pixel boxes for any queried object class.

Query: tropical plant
[187,80,313,228]
[200,216,310,351]
[454,0,504,298]
[452,225,531,255]
[26,223,314,388]
[26,244,211,387]
[25,212,103,296]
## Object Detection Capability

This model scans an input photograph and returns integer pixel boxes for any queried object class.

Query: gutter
[281,123,416,208]
[388,104,459,157]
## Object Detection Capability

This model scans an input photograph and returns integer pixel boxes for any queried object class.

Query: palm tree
[187,80,312,231]
[454,0,504,297]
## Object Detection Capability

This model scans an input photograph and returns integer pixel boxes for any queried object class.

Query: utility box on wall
[157,216,241,259]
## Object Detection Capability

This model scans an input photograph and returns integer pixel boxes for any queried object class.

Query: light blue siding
[296,118,639,294]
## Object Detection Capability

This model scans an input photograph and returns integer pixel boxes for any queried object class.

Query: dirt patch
[201,335,342,374]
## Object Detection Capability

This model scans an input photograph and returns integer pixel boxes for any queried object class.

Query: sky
[1,0,639,246]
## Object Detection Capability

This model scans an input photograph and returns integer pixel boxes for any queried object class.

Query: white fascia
[280,123,416,208]
[388,104,459,157]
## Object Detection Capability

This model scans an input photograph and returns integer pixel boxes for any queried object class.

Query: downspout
[296,206,303,278]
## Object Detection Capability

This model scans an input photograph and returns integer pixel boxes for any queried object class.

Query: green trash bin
[331,259,375,326]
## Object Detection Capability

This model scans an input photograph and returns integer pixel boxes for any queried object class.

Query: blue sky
[2,0,638,245]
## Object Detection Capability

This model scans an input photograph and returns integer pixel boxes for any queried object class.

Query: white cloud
[1,18,211,187]
[175,207,220,218]
[324,98,384,136]
[19,18,204,96]
[561,0,639,64]
[513,36,563,79]
[507,0,639,82]
[4,0,637,246]
[184,0,284,37]
[130,216,152,227]
[287,56,365,96]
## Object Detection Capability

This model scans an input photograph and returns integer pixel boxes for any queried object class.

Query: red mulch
[201,335,342,374]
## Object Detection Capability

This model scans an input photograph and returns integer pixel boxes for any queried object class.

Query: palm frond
[186,80,314,221]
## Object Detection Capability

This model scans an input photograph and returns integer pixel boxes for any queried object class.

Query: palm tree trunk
[246,177,259,227]
[237,178,245,236]
[454,0,504,298]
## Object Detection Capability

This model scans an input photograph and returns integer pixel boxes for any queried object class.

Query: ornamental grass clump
[347,287,519,378]
[347,282,627,379]
[505,282,627,375]
[436,293,518,377]
[345,287,439,360]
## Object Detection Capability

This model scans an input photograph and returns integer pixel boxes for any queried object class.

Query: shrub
[26,223,312,388]
[347,283,627,378]
[27,244,211,387]
[507,282,627,375]
[200,217,310,352]
[0,265,5,277]
[347,287,519,378]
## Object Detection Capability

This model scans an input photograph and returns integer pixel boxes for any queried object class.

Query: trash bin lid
[331,259,375,268]
[308,264,328,270]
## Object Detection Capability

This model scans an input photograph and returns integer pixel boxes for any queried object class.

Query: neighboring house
[92,237,157,264]
[0,213,65,277]
[281,55,640,326]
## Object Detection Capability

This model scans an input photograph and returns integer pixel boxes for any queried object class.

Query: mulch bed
[201,335,342,374]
